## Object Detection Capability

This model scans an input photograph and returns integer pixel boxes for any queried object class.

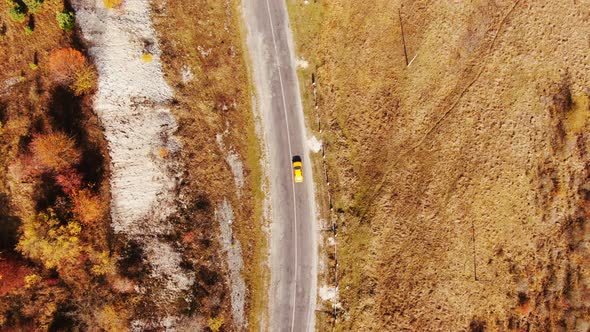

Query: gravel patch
[216,199,247,329]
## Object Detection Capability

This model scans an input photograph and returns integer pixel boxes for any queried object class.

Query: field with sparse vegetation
[288,0,590,330]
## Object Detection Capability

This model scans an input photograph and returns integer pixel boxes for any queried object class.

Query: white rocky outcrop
[71,0,193,299]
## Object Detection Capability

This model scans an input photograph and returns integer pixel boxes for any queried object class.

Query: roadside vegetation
[288,0,590,330]
[152,0,267,329]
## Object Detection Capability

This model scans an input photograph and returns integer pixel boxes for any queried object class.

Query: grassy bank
[152,0,268,329]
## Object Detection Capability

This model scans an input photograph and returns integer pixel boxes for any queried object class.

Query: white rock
[217,200,247,329]
[181,65,194,83]
[296,57,309,69]
[307,135,322,153]
[319,286,338,302]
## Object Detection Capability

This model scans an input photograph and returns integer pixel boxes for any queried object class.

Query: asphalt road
[242,0,318,331]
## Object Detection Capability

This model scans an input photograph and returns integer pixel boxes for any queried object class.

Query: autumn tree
[30,132,81,172]
[54,168,83,194]
[48,48,86,84]
[48,48,96,95]
[89,251,115,277]
[208,316,224,332]
[17,209,83,270]
[95,305,128,331]
[72,189,103,225]
[71,65,96,96]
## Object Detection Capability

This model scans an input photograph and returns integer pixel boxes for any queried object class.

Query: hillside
[288,0,590,330]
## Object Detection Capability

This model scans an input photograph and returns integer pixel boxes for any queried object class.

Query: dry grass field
[288,0,590,330]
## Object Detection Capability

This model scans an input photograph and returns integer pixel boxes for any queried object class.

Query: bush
[56,10,75,31]
[71,65,96,95]
[141,53,153,63]
[102,0,122,9]
[24,26,33,35]
[208,316,224,332]
[23,0,43,14]
[54,168,82,194]
[72,189,102,225]
[30,132,81,172]
[48,48,86,84]
[157,147,169,159]
[8,6,26,23]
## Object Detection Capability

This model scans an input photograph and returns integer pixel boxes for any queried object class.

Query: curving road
[242,0,318,331]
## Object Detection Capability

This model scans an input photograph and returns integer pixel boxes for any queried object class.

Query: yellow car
[293,156,303,183]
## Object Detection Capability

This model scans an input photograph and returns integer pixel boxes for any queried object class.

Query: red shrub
[54,168,83,195]
[44,278,60,287]
[0,254,33,296]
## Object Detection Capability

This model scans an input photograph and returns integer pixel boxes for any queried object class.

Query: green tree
[23,0,43,14]
[56,10,75,31]
[8,6,26,23]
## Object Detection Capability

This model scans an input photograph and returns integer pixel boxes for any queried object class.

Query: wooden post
[471,220,478,281]
[399,7,409,66]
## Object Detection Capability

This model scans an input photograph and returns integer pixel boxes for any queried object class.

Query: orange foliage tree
[30,132,81,172]
[72,189,103,225]
[47,48,86,84]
